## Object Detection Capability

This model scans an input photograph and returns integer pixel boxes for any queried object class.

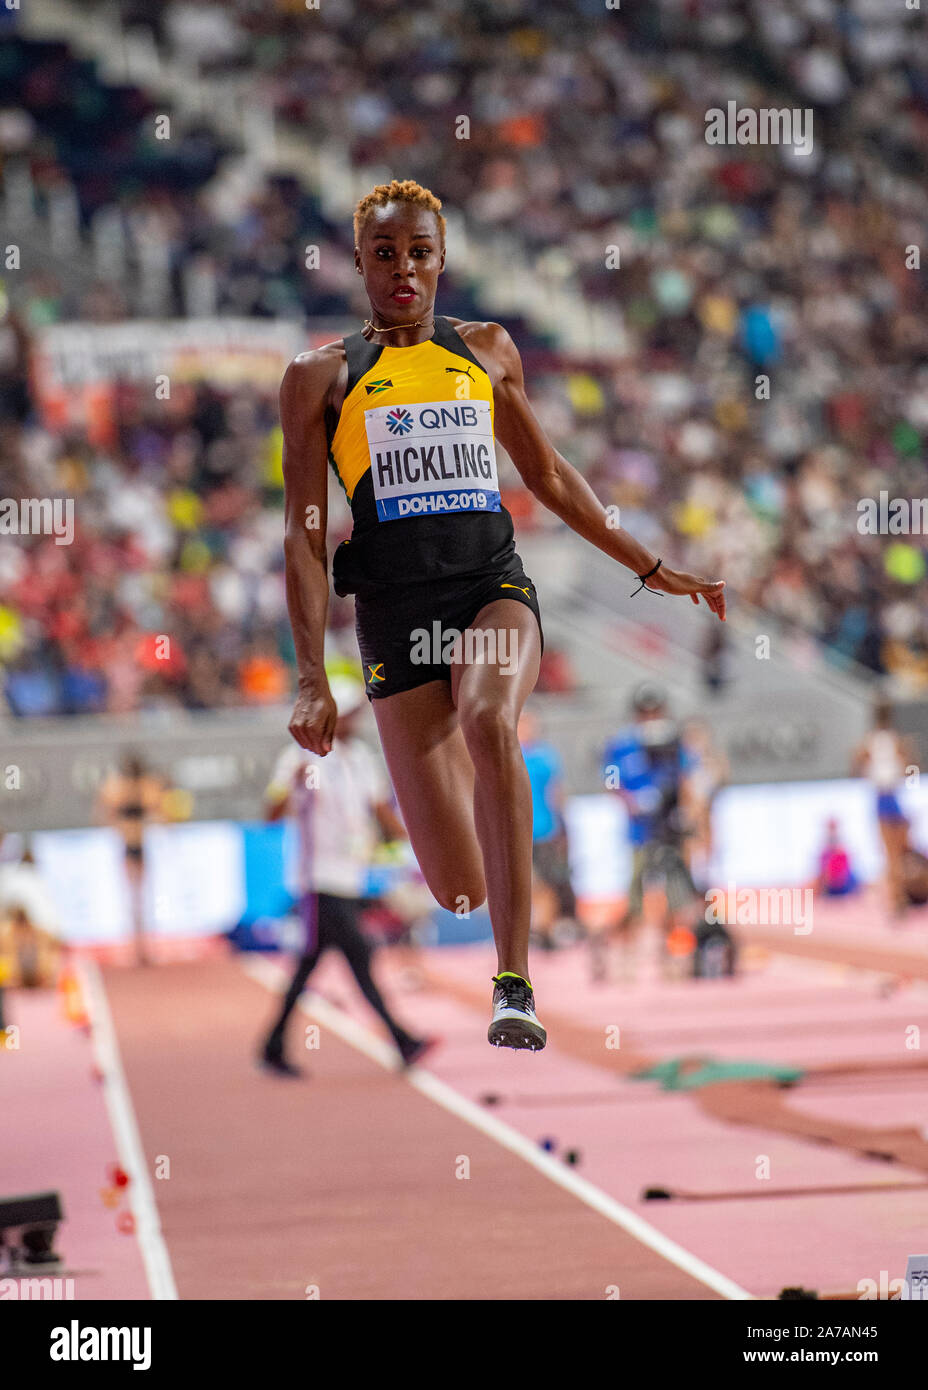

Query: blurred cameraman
[597,684,698,981]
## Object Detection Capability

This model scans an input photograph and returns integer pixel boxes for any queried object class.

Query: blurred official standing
[259,672,434,1076]
[852,698,916,918]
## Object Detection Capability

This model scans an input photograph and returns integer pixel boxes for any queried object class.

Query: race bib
[364,399,501,521]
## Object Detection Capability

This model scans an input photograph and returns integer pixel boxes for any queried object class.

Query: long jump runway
[90,910,928,1302]
[99,955,729,1301]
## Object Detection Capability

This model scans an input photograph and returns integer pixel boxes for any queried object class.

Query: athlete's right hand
[288,684,338,755]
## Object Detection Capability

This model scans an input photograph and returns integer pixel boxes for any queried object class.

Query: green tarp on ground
[631,1057,804,1091]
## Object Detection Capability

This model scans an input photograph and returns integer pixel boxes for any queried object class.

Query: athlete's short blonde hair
[353,179,446,248]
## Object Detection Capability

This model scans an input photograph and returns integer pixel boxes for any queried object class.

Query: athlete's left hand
[645,566,726,620]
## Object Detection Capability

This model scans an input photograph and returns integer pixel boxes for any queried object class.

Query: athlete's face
[356,204,445,323]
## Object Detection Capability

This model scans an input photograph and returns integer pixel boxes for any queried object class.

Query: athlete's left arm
[487,324,726,620]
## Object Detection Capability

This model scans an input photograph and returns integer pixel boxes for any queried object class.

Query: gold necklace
[362,314,435,335]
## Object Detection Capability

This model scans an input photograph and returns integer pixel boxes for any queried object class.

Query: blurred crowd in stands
[2,0,928,714]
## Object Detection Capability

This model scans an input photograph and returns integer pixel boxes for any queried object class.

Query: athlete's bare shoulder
[283,340,344,394]
[443,317,517,385]
[280,339,346,422]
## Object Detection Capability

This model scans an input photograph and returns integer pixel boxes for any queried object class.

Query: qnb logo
[384,404,481,435]
[49,1321,151,1371]
[385,407,414,436]
[419,405,479,430]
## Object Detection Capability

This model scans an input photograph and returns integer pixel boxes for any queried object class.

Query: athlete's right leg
[371,680,488,915]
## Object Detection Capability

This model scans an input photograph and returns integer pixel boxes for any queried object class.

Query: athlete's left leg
[450,599,541,981]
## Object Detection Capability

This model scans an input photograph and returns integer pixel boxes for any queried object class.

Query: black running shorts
[355,564,544,700]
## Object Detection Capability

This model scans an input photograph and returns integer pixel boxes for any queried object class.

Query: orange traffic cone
[59,965,89,1028]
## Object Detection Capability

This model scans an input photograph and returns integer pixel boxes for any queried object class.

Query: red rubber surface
[103,956,719,1300]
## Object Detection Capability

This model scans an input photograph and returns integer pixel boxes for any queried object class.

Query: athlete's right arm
[280,351,339,755]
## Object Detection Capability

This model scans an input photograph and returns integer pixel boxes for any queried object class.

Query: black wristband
[630,558,663,598]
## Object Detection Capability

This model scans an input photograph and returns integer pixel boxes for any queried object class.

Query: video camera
[636,715,689,847]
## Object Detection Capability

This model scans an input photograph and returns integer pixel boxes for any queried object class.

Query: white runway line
[242,955,754,1301]
[80,958,179,1300]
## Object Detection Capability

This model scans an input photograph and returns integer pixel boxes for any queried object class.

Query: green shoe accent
[493,971,532,988]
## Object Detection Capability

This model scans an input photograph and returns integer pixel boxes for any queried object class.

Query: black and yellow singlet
[328,316,518,596]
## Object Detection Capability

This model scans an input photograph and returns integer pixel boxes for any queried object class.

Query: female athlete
[281,179,726,1050]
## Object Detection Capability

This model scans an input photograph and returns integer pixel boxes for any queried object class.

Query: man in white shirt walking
[259,673,435,1076]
